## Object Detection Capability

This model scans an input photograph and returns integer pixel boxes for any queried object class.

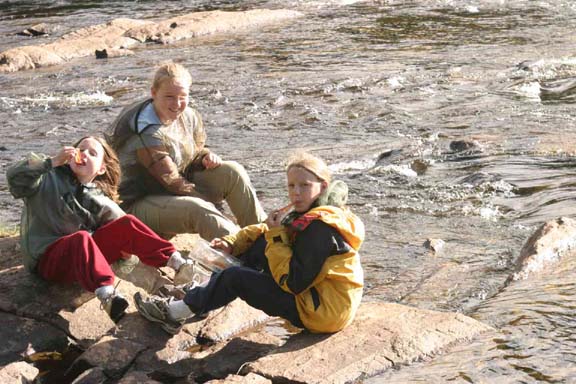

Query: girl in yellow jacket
[135,151,365,334]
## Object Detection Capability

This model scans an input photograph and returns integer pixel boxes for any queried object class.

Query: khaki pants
[128,161,266,241]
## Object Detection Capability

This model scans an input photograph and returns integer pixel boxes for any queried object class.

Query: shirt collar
[136,101,162,133]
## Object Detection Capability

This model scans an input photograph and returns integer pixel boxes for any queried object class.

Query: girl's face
[70,138,106,184]
[287,166,327,213]
[151,79,189,123]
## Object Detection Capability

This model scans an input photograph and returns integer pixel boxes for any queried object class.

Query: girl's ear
[96,164,106,176]
[321,180,329,192]
[151,86,157,98]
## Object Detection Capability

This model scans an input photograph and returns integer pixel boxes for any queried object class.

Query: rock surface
[512,216,576,280]
[0,235,494,383]
[0,9,303,73]
[245,302,493,384]
[0,361,38,384]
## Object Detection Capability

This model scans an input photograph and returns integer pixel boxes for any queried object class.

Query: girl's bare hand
[202,152,222,169]
[265,202,294,228]
[51,146,76,167]
[210,238,233,254]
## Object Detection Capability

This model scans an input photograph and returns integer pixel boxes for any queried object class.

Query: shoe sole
[134,293,182,335]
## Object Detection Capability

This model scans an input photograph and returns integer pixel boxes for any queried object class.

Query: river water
[1,0,576,382]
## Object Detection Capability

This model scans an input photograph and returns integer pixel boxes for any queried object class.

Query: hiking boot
[134,292,185,335]
[101,293,129,323]
[173,260,211,286]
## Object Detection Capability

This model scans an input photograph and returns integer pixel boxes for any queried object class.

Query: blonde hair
[286,151,332,184]
[74,136,121,203]
[152,62,192,90]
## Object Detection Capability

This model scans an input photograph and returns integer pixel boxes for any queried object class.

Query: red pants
[38,214,175,292]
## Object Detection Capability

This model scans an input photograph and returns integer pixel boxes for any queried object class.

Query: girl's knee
[68,230,94,245]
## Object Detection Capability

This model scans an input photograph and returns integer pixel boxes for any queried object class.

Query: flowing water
[1,0,576,382]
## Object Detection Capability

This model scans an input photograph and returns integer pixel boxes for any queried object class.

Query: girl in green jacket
[7,136,199,323]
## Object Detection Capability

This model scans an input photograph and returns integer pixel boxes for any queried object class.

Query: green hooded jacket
[7,153,124,272]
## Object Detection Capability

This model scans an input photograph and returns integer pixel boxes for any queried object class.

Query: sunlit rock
[0,361,38,384]
[424,238,445,253]
[512,216,576,280]
[0,10,303,73]
[244,302,493,384]
[206,373,272,383]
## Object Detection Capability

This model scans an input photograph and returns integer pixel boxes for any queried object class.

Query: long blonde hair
[74,136,121,203]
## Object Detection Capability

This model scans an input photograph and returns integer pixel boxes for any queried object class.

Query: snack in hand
[74,149,83,165]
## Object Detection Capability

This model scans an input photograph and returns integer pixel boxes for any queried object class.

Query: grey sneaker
[101,293,129,323]
[134,292,184,334]
[173,260,211,286]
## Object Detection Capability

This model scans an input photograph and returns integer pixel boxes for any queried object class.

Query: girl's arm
[6,153,52,198]
[221,223,269,256]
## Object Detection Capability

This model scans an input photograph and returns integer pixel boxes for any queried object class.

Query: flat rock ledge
[0,235,493,383]
[244,302,493,384]
[0,9,303,73]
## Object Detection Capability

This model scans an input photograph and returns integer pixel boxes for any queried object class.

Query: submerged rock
[0,10,303,73]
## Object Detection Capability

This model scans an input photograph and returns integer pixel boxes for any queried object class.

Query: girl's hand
[51,146,77,167]
[202,152,222,169]
[210,238,233,254]
[264,202,294,228]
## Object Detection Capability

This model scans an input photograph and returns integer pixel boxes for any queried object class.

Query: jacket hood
[310,206,365,251]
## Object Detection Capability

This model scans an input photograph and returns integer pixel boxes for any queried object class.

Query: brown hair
[286,151,332,184]
[152,61,192,90]
[74,136,121,203]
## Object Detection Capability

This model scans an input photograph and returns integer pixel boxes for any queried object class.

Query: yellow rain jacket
[223,205,364,333]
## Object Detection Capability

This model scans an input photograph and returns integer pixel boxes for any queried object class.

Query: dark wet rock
[0,10,302,73]
[95,48,134,59]
[456,171,500,186]
[70,336,146,379]
[511,217,576,281]
[17,23,60,37]
[245,302,493,384]
[539,78,576,99]
[449,140,479,152]
[375,149,403,165]
[0,311,69,366]
[0,361,38,383]
[410,159,428,175]
[517,60,537,71]
[206,373,272,383]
